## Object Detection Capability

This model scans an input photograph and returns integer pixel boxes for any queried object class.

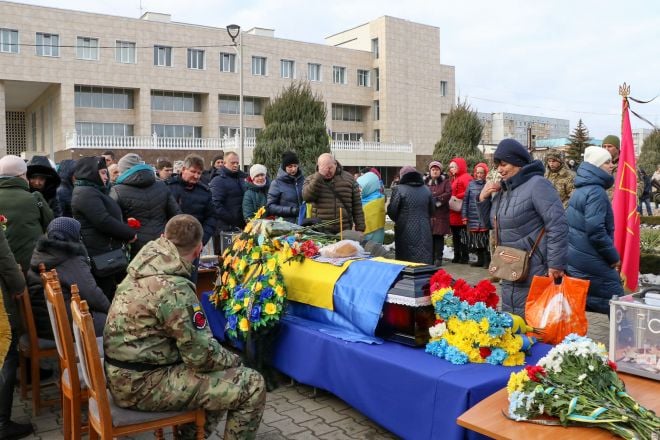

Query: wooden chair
[17,282,59,416]
[41,268,88,440]
[70,298,205,440]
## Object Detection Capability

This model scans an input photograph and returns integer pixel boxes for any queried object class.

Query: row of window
[1,28,379,87]
[75,122,134,137]
[331,132,363,141]
[75,123,263,139]
[218,95,263,116]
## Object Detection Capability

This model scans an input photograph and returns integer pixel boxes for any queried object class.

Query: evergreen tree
[637,130,660,176]
[566,119,591,163]
[432,99,484,169]
[253,82,330,177]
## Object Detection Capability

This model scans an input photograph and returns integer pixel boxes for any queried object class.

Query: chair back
[41,269,81,392]
[17,284,40,352]
[71,299,111,434]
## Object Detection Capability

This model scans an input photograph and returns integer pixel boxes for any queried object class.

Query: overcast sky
[14,0,660,138]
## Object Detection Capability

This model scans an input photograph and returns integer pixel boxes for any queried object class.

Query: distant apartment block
[477,112,570,148]
[632,128,653,156]
[0,1,455,173]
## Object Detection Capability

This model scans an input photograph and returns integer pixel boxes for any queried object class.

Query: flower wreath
[210,207,290,340]
[425,269,536,366]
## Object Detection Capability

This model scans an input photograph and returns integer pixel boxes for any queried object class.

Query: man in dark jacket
[27,156,62,217]
[210,151,247,231]
[110,154,180,257]
[201,152,224,185]
[27,217,110,338]
[0,228,33,440]
[302,153,365,234]
[56,159,76,217]
[0,155,53,273]
[267,151,305,223]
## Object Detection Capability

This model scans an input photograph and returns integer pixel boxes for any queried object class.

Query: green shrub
[641,216,660,226]
[641,228,660,254]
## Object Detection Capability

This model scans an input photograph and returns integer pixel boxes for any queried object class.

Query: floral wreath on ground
[425,269,537,366]
[209,207,321,340]
[507,334,659,438]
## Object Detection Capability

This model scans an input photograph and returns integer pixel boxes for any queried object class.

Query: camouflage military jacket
[545,165,575,207]
[103,237,239,372]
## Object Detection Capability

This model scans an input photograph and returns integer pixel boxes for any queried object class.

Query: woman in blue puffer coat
[566,146,622,315]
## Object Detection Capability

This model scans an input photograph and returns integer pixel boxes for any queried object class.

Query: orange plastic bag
[525,275,590,345]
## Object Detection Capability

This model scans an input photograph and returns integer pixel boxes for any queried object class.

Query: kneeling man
[104,214,265,439]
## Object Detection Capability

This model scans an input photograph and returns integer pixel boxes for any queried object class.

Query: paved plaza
[12,261,611,440]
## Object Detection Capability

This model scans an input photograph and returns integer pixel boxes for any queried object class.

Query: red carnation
[430,269,453,292]
[453,279,471,300]
[300,240,319,258]
[525,365,547,382]
[479,347,492,359]
[0,214,7,223]
[607,360,617,371]
[127,217,142,229]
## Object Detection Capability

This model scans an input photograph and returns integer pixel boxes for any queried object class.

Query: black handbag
[91,247,128,277]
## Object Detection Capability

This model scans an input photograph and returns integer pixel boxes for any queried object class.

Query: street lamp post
[226,24,244,170]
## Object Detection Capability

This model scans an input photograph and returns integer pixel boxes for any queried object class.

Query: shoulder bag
[488,194,544,282]
[91,242,129,278]
[448,196,463,212]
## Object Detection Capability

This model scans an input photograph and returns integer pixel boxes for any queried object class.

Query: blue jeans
[638,197,652,216]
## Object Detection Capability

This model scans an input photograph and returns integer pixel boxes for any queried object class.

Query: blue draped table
[201,293,551,440]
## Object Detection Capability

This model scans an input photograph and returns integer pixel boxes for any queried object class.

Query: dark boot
[470,250,485,267]
[483,251,491,269]
[458,243,470,264]
[0,421,34,440]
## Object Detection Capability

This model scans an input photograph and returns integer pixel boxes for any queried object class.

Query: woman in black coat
[387,166,434,264]
[110,154,180,257]
[266,151,305,223]
[71,156,136,300]
[27,217,110,338]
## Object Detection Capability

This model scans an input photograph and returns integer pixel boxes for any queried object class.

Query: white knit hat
[583,146,611,167]
[250,164,267,179]
[0,155,28,177]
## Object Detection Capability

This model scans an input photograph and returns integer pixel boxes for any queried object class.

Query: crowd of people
[0,134,655,438]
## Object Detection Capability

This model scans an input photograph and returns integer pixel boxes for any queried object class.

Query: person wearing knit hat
[602,134,620,161]
[544,151,574,208]
[0,155,27,178]
[387,165,434,264]
[428,160,443,172]
[425,160,451,266]
[243,164,269,221]
[281,151,299,170]
[477,138,567,315]
[267,153,305,224]
[566,144,621,315]
[117,153,143,174]
[47,217,81,242]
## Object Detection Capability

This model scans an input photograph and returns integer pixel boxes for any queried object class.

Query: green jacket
[104,237,240,371]
[0,227,25,330]
[0,177,53,271]
[242,180,269,222]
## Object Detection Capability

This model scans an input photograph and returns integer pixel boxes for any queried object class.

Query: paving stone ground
[11,261,611,439]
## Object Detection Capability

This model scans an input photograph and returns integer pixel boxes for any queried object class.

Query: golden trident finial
[619,83,631,98]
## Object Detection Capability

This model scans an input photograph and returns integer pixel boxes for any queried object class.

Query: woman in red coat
[448,157,472,264]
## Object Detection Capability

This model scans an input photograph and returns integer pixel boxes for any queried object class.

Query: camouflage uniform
[606,160,618,200]
[544,153,575,208]
[103,237,265,439]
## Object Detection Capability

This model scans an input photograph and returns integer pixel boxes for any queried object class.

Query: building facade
[632,128,653,156]
[0,2,455,173]
[477,112,570,148]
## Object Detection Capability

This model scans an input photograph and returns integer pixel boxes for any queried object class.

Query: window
[74,86,134,109]
[374,68,380,91]
[219,95,263,115]
[219,126,239,138]
[115,41,136,64]
[373,129,380,142]
[1,29,19,53]
[280,59,294,78]
[76,37,98,60]
[308,63,321,82]
[75,122,134,137]
[154,45,172,67]
[244,127,262,138]
[371,38,379,59]
[187,49,205,69]
[331,132,362,141]
[440,81,448,97]
[331,104,362,122]
[151,90,201,112]
[220,52,236,72]
[373,100,380,121]
[252,56,267,76]
[357,69,370,87]
[36,32,59,57]
[333,66,346,84]
[152,124,202,138]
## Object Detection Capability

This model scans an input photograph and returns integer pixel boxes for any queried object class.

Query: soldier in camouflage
[602,135,620,200]
[103,214,265,439]
[544,151,575,208]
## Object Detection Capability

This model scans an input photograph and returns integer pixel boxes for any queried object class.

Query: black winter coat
[57,159,76,217]
[166,175,217,245]
[27,237,110,339]
[267,167,305,223]
[210,167,248,231]
[0,228,25,329]
[27,155,62,218]
[71,157,135,256]
[387,171,434,264]
[110,166,180,256]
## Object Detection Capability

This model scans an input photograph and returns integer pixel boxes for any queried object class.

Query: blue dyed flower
[234,287,247,301]
[227,314,237,330]
[486,348,507,365]
[261,287,274,300]
[444,346,469,364]
[249,305,262,322]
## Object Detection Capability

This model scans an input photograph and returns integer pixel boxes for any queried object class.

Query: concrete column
[204,91,219,139]
[58,82,76,153]
[135,87,152,136]
[0,81,6,157]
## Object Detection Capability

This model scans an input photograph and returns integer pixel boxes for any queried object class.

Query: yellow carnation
[254,282,262,292]
[251,251,261,260]
[266,258,277,272]
[264,302,277,315]
[233,303,242,312]
[506,370,529,394]
[275,285,285,297]
[239,318,249,331]
[238,259,247,272]
[243,297,250,307]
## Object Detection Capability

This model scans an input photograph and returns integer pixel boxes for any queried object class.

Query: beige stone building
[0,2,455,180]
